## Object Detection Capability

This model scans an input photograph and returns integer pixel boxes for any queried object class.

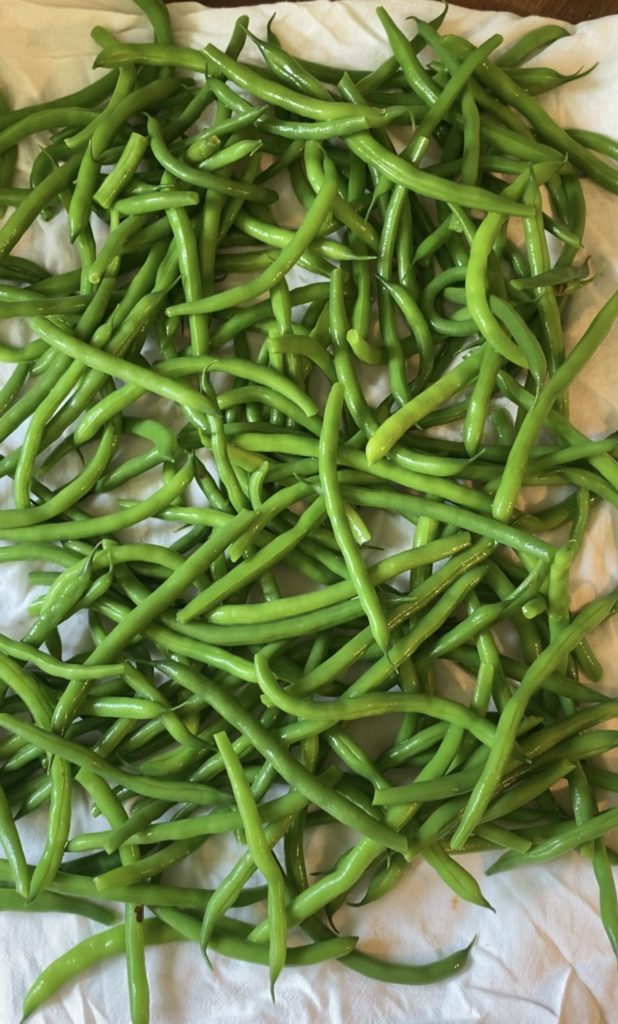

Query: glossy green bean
[0,781,29,898]
[451,589,618,849]
[255,653,496,747]
[365,348,483,464]
[492,288,618,521]
[213,730,287,994]
[167,159,337,316]
[158,661,410,855]
[178,497,325,623]
[488,805,618,873]
[29,757,72,901]
[147,115,276,204]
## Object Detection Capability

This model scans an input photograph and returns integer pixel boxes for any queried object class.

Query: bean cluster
[0,1,616,1020]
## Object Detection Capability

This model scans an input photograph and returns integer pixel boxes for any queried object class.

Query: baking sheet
[0,1,617,1021]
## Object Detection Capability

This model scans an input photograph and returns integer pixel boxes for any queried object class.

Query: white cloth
[0,2,616,1022]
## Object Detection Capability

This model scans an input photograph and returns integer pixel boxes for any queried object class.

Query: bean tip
[485,855,511,876]
[364,441,381,466]
[448,827,469,853]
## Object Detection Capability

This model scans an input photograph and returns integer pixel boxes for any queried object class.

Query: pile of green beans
[0,0,616,1019]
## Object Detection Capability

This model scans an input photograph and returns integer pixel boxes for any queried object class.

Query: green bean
[480,120,567,164]
[261,106,410,139]
[0,289,89,319]
[78,769,150,1024]
[318,381,391,653]
[0,69,118,131]
[0,887,117,923]
[326,929,473,985]
[464,164,561,371]
[27,316,217,424]
[0,713,233,806]
[255,653,496,748]
[201,812,300,964]
[567,127,618,163]
[167,158,337,316]
[68,143,103,241]
[94,41,206,75]
[0,651,52,724]
[445,32,618,193]
[489,295,546,390]
[0,153,81,257]
[347,121,532,219]
[29,757,72,901]
[417,562,549,667]
[94,132,150,209]
[159,660,409,855]
[113,189,199,215]
[496,369,618,492]
[0,638,123,679]
[209,534,470,625]
[523,176,566,394]
[88,835,225,888]
[488,805,618,873]
[365,348,483,464]
[85,77,178,162]
[379,278,434,383]
[157,906,359,971]
[192,355,318,419]
[178,497,325,623]
[451,589,618,850]
[147,115,276,204]
[492,288,618,521]
[133,0,174,47]
[25,549,99,644]
[250,724,477,944]
[0,422,116,528]
[21,919,183,1022]
[411,35,504,173]
[54,508,259,731]
[424,843,493,910]
[338,484,553,562]
[212,731,286,994]
[112,776,335,846]
[570,765,618,957]
[496,25,571,68]
[0,458,194,543]
[293,544,493,697]
[206,44,392,122]
[0,781,29,898]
